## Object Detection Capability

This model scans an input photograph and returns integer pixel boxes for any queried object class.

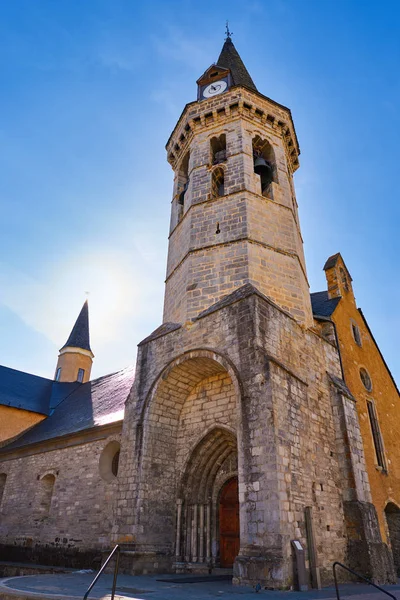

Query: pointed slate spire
[216,36,257,92]
[61,300,92,353]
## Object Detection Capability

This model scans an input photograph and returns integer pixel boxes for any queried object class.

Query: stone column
[175,499,183,561]
[206,501,212,563]
[185,504,191,563]
[191,504,198,562]
[199,504,205,563]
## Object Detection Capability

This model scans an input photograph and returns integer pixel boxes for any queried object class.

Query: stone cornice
[59,346,94,359]
[0,421,122,462]
[166,87,300,173]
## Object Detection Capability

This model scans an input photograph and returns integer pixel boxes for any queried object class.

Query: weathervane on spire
[225,21,233,40]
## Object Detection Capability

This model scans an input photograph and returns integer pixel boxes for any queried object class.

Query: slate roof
[323,252,353,281]
[216,37,257,92]
[61,300,92,353]
[1,366,135,452]
[310,291,341,318]
[323,253,341,271]
[0,366,55,415]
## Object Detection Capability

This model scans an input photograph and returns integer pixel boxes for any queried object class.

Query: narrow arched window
[38,474,56,516]
[111,451,120,477]
[367,400,386,471]
[351,320,362,346]
[176,151,190,223]
[212,167,225,197]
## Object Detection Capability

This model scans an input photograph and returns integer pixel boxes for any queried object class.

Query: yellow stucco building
[312,252,400,574]
[0,405,45,446]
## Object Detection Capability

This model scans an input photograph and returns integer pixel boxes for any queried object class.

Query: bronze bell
[254,156,273,192]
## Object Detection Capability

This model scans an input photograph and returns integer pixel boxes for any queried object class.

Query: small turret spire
[54,300,94,383]
[61,300,92,353]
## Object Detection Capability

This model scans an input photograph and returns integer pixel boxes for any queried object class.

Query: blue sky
[0,0,399,383]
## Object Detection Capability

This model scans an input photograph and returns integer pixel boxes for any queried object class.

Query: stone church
[0,36,399,590]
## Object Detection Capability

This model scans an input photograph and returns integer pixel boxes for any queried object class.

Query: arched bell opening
[385,502,400,576]
[252,135,277,198]
[210,134,227,165]
[176,427,238,568]
[175,150,190,225]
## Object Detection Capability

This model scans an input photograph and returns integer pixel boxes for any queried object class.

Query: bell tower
[114,32,393,590]
[164,34,313,326]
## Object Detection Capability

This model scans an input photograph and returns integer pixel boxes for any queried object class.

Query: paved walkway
[1,572,400,600]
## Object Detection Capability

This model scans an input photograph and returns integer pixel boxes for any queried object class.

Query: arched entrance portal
[385,503,400,576]
[176,427,239,569]
[136,350,242,572]
[219,478,239,567]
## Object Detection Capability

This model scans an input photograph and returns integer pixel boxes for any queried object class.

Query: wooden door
[219,477,239,567]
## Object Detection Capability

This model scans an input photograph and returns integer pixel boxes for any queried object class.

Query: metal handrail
[83,544,120,600]
[333,561,396,600]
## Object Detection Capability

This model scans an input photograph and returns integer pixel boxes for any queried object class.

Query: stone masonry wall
[114,288,354,586]
[176,372,237,473]
[0,429,121,567]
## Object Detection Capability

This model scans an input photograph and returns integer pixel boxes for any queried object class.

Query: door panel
[219,478,239,567]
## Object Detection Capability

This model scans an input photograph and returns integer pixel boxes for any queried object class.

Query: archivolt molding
[179,426,238,503]
[140,348,243,426]
[37,468,58,480]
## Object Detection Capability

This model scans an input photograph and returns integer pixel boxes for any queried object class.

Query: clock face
[202,79,228,98]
